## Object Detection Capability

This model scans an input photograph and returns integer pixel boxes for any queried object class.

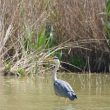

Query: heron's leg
[65,98,68,104]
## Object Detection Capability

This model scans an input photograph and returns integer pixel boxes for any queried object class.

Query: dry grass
[0,0,51,74]
[51,0,108,51]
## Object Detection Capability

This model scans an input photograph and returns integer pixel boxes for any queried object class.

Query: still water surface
[0,73,110,110]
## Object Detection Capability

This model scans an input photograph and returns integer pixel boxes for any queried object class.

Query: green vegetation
[16,67,25,76]
[4,61,11,71]
[69,56,85,69]
[22,25,55,52]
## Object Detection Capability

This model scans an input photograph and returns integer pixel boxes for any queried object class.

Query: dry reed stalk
[51,0,107,51]
[0,0,51,74]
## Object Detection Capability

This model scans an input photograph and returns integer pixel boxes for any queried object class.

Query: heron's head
[45,56,60,67]
[53,56,60,66]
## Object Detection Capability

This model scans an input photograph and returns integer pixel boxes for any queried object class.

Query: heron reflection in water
[49,56,77,101]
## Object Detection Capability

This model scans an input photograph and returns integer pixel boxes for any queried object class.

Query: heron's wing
[54,79,75,93]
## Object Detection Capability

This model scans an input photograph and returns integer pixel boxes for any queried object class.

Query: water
[0,73,110,110]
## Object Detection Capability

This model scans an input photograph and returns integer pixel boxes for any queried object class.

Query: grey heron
[51,56,77,101]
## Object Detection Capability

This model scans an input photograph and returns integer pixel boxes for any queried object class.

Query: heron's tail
[67,92,77,100]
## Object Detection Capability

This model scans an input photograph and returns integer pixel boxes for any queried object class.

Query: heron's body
[54,79,77,100]
[52,56,77,101]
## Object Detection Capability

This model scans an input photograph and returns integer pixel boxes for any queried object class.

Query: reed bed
[51,0,107,50]
[0,0,109,75]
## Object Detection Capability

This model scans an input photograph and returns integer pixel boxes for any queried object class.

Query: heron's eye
[53,65,55,68]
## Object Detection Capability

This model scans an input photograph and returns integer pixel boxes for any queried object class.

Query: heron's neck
[52,65,59,81]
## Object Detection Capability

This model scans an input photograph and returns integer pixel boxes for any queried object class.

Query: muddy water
[0,73,110,110]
